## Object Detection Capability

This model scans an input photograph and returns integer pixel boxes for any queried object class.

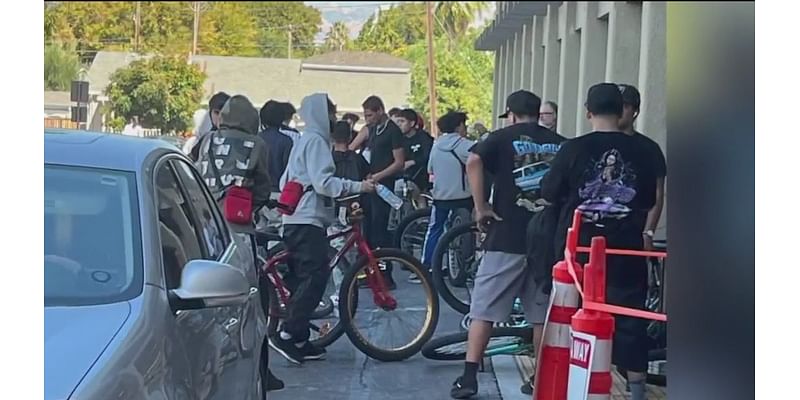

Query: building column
[542,4,560,104]
[503,37,513,127]
[530,15,545,96]
[557,2,580,137]
[605,2,643,83]
[493,48,502,130]
[521,24,531,90]
[575,2,609,134]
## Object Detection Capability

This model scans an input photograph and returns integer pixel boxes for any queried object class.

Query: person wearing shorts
[450,90,565,399]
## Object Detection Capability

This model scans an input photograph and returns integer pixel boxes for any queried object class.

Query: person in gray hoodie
[420,111,475,272]
[272,93,375,364]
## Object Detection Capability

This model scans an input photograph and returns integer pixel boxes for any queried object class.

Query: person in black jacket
[258,100,294,194]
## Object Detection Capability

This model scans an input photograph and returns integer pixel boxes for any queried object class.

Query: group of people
[446,83,665,400]
[182,81,665,400]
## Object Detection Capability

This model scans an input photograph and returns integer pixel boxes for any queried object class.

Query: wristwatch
[642,230,655,238]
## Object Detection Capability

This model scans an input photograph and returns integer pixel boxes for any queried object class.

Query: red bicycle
[257,194,439,362]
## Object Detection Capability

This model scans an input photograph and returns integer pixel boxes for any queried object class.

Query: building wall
[486,1,667,237]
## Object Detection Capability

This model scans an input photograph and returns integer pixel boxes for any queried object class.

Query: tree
[199,2,260,56]
[324,21,351,51]
[44,43,81,91]
[247,2,322,58]
[105,56,206,133]
[405,31,494,127]
[435,2,489,49]
[354,2,429,57]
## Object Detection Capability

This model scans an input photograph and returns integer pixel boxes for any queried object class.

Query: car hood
[45,302,131,400]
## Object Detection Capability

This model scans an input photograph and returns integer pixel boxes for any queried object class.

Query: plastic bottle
[376,184,404,210]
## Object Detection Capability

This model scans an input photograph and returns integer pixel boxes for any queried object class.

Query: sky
[305,1,496,43]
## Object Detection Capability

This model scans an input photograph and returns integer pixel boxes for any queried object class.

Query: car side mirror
[170,260,250,309]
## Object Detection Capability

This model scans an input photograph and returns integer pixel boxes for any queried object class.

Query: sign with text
[567,331,596,400]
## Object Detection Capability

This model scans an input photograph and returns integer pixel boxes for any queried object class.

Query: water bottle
[376,184,404,210]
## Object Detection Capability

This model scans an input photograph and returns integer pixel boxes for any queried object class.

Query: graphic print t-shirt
[541,131,659,237]
[470,122,566,254]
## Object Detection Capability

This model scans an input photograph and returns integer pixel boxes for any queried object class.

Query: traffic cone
[568,237,614,400]
[533,260,582,400]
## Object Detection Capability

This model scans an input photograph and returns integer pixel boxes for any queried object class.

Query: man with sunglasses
[189,91,231,161]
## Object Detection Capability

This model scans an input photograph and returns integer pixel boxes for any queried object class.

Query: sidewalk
[492,355,667,399]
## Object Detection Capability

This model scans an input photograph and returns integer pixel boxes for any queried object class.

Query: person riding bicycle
[272,93,375,365]
[418,111,475,284]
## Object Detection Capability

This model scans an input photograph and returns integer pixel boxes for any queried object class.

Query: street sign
[567,331,596,400]
[70,80,89,103]
[71,105,88,123]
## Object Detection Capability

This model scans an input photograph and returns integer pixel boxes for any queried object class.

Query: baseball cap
[586,83,624,116]
[499,90,542,119]
[618,83,641,110]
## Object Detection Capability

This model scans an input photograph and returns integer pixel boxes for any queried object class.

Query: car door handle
[223,318,239,331]
[249,287,258,297]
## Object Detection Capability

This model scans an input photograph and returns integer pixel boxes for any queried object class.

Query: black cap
[499,90,542,119]
[586,83,624,117]
[618,83,641,110]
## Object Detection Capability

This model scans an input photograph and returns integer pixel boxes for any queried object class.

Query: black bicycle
[430,221,484,314]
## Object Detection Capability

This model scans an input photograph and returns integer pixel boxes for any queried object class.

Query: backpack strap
[447,138,467,191]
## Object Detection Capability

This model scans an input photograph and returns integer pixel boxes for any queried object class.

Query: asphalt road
[267,268,503,400]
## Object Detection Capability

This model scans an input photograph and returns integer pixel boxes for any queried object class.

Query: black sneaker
[520,378,534,395]
[450,376,478,399]
[268,335,304,365]
[299,341,327,361]
[267,369,285,391]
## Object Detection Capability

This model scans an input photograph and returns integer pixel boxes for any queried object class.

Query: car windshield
[44,165,143,307]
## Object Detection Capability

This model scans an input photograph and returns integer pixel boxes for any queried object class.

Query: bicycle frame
[261,221,398,313]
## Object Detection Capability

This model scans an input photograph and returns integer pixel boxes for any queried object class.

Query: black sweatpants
[364,192,393,275]
[282,224,330,343]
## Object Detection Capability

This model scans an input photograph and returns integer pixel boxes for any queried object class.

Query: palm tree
[324,21,351,51]
[435,1,489,47]
[45,43,81,91]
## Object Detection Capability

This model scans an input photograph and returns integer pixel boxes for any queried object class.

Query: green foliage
[139,2,194,55]
[44,43,81,91]
[247,2,322,58]
[324,21,352,52]
[105,56,206,133]
[354,2,429,57]
[405,30,493,127]
[435,2,489,46]
[200,2,260,56]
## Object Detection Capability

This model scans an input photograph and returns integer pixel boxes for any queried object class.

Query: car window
[44,165,143,306]
[156,162,203,290]
[171,159,229,260]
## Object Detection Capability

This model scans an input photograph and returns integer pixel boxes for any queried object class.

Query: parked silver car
[45,130,267,400]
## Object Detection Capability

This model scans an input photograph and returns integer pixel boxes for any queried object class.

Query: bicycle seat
[254,229,282,246]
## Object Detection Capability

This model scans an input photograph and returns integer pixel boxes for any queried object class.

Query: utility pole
[192,2,200,56]
[134,1,141,53]
[287,25,293,59]
[425,1,438,137]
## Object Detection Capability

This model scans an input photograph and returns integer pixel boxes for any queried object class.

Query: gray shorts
[468,251,549,325]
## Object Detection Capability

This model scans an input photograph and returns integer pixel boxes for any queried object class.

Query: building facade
[476,1,667,235]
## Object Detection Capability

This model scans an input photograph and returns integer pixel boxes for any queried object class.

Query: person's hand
[475,206,502,233]
[643,235,654,251]
[361,179,376,193]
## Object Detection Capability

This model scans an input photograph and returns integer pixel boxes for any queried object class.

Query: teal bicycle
[421,299,534,360]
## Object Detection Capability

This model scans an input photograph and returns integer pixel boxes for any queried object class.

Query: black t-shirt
[333,150,369,182]
[470,122,566,254]
[402,130,434,190]
[542,131,660,251]
[633,131,667,179]
[367,119,404,186]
